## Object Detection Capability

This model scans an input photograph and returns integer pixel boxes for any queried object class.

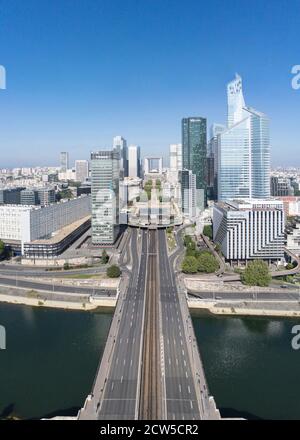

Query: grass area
[167,231,176,252]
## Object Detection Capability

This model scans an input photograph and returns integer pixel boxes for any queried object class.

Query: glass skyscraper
[217,74,270,201]
[182,117,207,208]
[91,150,120,245]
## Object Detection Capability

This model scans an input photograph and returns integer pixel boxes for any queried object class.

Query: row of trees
[181,235,219,274]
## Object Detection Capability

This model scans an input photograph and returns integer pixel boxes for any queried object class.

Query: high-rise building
[20,189,38,205]
[207,124,226,201]
[113,136,128,178]
[213,199,285,261]
[128,145,141,178]
[75,160,89,183]
[217,74,270,201]
[60,152,69,172]
[179,169,196,219]
[169,144,182,172]
[182,117,207,208]
[271,176,294,197]
[91,150,120,245]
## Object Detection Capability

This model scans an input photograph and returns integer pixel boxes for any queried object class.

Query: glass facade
[182,117,207,205]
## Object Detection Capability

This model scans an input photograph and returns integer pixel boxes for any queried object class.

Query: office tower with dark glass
[91,150,120,245]
[182,117,207,209]
[113,136,128,178]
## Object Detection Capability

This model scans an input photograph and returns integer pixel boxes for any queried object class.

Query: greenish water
[193,313,300,420]
[0,304,112,419]
[1,303,300,419]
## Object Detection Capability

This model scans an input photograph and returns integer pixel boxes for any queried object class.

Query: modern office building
[271,176,294,197]
[60,152,69,172]
[91,150,120,245]
[75,160,89,183]
[113,136,128,178]
[217,74,271,201]
[169,143,182,172]
[0,195,91,255]
[36,188,56,206]
[128,145,141,178]
[20,189,38,205]
[179,169,196,219]
[0,187,25,205]
[182,117,207,208]
[207,124,226,200]
[213,199,285,261]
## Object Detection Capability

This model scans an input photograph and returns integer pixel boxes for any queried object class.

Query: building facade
[169,143,182,172]
[128,145,141,178]
[213,199,285,261]
[75,160,89,183]
[217,75,271,201]
[60,152,69,172]
[179,169,196,219]
[182,117,207,208]
[113,136,128,178]
[91,150,120,245]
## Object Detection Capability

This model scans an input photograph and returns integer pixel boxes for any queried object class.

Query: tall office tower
[169,144,182,172]
[75,160,89,182]
[179,169,196,219]
[207,124,226,200]
[217,74,270,201]
[182,117,207,209]
[128,145,141,178]
[60,152,69,172]
[271,176,294,197]
[91,150,120,245]
[113,136,128,178]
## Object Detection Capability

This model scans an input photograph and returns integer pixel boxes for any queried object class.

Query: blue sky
[0,0,299,167]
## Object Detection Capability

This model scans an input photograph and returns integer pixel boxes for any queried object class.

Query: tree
[286,262,295,270]
[101,250,109,264]
[107,265,121,278]
[63,262,70,270]
[181,256,198,274]
[0,240,5,256]
[203,224,213,240]
[241,260,271,287]
[197,253,219,273]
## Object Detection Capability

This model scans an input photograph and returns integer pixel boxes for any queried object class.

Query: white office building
[213,199,285,261]
[128,145,141,178]
[75,160,89,182]
[0,195,91,254]
[60,152,69,172]
[179,169,196,219]
[217,74,270,201]
[169,144,182,172]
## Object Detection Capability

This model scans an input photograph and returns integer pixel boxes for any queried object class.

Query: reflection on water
[192,312,300,420]
[0,303,112,419]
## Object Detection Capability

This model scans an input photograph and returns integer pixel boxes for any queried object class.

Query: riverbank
[0,285,116,311]
[188,298,300,318]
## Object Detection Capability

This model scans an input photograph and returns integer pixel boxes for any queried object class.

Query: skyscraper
[75,160,89,183]
[91,150,120,245]
[60,152,69,172]
[217,74,270,201]
[113,136,128,178]
[128,145,141,178]
[182,117,207,208]
[169,144,182,172]
[179,169,196,219]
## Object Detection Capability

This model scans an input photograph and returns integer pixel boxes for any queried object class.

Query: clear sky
[0,0,299,168]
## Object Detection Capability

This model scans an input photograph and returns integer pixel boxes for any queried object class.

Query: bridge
[78,227,220,420]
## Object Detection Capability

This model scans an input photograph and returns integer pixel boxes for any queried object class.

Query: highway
[158,229,202,419]
[94,228,148,419]
[139,229,162,419]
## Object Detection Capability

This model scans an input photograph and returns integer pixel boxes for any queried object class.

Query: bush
[0,240,5,255]
[203,225,213,240]
[107,265,121,278]
[241,260,271,287]
[101,250,109,264]
[286,262,295,270]
[63,262,70,270]
[197,253,219,273]
[181,256,198,274]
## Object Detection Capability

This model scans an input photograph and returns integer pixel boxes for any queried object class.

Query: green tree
[286,262,295,270]
[241,260,271,287]
[63,262,70,270]
[197,253,219,273]
[203,224,213,240]
[0,240,5,256]
[101,250,109,264]
[107,265,121,278]
[181,256,198,274]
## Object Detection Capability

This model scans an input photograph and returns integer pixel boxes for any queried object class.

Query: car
[280,285,288,289]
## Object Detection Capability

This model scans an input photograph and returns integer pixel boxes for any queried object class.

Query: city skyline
[0,0,299,168]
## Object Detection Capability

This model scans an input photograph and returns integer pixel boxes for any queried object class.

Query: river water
[1,303,300,419]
